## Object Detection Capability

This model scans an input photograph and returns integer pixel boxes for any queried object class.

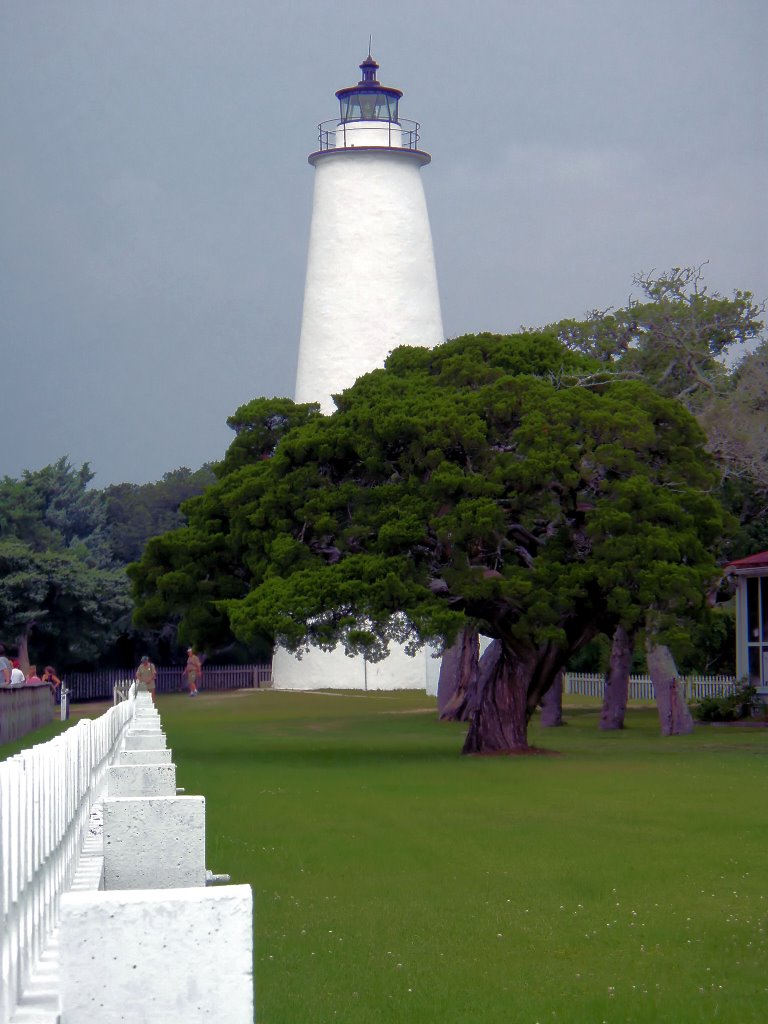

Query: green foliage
[0,458,133,667]
[552,267,768,555]
[104,465,216,564]
[674,606,735,675]
[0,538,131,668]
[227,336,726,663]
[217,397,321,477]
[551,266,764,410]
[0,457,113,568]
[693,682,758,722]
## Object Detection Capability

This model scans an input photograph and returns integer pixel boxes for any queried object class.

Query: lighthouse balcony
[317,117,421,152]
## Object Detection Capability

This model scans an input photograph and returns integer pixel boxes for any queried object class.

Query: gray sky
[2,0,766,486]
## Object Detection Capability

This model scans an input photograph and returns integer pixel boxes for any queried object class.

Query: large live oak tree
[132,333,728,752]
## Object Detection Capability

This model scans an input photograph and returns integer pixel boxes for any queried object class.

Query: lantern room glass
[339,91,400,123]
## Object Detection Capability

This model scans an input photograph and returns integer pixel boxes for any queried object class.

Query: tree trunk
[645,639,695,736]
[462,641,530,753]
[539,671,564,727]
[16,630,31,675]
[600,625,632,730]
[438,627,479,721]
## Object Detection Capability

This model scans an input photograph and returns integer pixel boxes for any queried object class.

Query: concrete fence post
[59,886,254,1023]
[103,796,206,890]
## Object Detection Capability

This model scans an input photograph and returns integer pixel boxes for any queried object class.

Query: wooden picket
[564,672,737,701]
[66,663,273,702]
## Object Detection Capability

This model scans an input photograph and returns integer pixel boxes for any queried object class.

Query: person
[135,655,158,701]
[26,664,42,684]
[0,644,11,686]
[182,647,202,697]
[10,659,25,687]
[41,665,61,696]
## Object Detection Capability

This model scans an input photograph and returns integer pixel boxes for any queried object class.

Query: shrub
[693,683,758,722]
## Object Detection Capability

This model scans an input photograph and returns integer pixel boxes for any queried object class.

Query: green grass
[142,689,767,1024]
[3,690,767,1022]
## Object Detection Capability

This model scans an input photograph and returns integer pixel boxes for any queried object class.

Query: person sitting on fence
[0,644,11,686]
[10,660,25,686]
[183,647,202,697]
[25,665,42,684]
[41,666,61,696]
[135,656,158,701]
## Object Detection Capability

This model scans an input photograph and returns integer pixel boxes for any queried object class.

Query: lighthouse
[274,53,445,692]
[294,51,444,410]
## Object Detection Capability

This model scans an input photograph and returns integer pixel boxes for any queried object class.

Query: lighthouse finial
[358,45,379,85]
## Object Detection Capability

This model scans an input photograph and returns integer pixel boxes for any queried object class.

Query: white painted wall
[333,119,403,148]
[273,643,443,692]
[295,148,443,411]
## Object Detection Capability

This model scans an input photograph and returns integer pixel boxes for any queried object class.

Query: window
[339,91,399,123]
[745,575,768,685]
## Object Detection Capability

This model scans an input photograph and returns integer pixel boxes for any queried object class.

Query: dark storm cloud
[2,0,765,484]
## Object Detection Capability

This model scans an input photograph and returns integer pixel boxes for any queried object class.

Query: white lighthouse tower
[273,52,444,692]
[294,51,444,410]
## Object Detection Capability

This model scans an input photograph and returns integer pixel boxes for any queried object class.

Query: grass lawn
[145,689,767,1024]
[3,689,766,1022]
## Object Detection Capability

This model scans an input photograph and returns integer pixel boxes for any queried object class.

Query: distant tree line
[0,458,254,672]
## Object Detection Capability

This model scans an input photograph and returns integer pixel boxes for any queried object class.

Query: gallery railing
[316,117,421,152]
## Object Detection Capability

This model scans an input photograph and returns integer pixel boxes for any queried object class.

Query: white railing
[564,672,737,701]
[0,682,136,1024]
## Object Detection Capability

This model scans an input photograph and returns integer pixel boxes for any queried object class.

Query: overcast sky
[2,0,766,486]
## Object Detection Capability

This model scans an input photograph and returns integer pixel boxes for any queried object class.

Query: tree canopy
[104,465,217,564]
[0,458,131,669]
[551,265,767,560]
[132,332,730,751]
[128,399,319,659]
[551,265,764,410]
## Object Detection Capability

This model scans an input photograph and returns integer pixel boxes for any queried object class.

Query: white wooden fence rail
[564,672,737,701]
[0,682,136,1024]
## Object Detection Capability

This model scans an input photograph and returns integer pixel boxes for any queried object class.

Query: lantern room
[313,52,425,155]
[336,53,402,123]
[726,551,768,693]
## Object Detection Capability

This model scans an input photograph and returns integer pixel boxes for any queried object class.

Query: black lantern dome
[335,52,402,124]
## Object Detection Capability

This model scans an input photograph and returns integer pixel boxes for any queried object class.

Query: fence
[65,662,273,702]
[0,684,136,1024]
[564,672,737,701]
[0,683,55,745]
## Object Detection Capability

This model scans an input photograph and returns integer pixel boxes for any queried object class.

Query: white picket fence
[564,672,737,701]
[0,683,136,1024]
